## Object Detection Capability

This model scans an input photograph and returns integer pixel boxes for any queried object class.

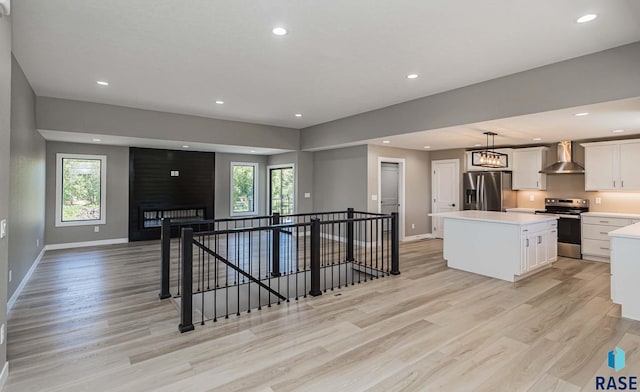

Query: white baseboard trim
[7,247,46,314]
[44,238,129,251]
[402,233,435,242]
[0,361,9,391]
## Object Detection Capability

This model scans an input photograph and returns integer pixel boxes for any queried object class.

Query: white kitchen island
[609,223,640,321]
[434,211,558,282]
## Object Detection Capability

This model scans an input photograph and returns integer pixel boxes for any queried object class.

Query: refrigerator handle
[475,175,481,210]
[480,175,487,211]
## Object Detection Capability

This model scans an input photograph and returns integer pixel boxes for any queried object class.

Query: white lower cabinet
[582,215,634,262]
[520,222,557,275]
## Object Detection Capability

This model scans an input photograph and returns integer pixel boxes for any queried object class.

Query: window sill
[55,220,106,228]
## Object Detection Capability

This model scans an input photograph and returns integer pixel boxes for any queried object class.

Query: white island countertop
[609,222,640,240]
[431,210,557,225]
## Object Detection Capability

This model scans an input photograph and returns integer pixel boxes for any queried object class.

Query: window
[55,153,107,226]
[230,162,258,216]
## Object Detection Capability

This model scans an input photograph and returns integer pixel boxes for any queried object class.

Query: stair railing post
[309,218,322,296]
[159,217,172,299]
[391,212,400,275]
[346,208,354,262]
[271,212,281,277]
[179,227,195,333]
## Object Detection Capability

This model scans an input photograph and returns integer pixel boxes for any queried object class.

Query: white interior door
[432,159,460,238]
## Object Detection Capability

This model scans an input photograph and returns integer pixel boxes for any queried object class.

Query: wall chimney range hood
[539,141,584,174]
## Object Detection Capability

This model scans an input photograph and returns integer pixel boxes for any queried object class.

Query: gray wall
[313,145,368,212]
[0,11,12,373]
[9,56,45,299]
[215,153,268,219]
[267,151,314,214]
[301,42,640,150]
[37,97,300,151]
[367,145,431,237]
[45,142,129,245]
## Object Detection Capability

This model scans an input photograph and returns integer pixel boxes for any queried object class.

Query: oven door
[557,216,581,244]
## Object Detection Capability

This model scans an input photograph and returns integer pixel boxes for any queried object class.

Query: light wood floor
[6,239,640,391]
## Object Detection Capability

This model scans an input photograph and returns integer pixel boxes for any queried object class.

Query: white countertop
[431,210,557,225]
[505,208,538,214]
[583,212,640,219]
[609,222,640,239]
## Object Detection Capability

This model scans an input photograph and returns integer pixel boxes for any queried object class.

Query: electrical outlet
[529,194,535,202]
[0,219,6,239]
[94,226,100,233]
[8,270,11,283]
[371,195,378,201]
[1,324,5,345]
[304,193,311,199]
[595,197,602,205]
[36,239,39,247]
[411,223,415,229]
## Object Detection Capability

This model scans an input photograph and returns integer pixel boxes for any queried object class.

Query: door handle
[449,204,456,207]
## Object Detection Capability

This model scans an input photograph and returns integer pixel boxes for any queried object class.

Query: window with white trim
[55,153,107,226]
[230,162,258,216]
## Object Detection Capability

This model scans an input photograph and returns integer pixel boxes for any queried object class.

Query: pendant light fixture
[471,132,508,169]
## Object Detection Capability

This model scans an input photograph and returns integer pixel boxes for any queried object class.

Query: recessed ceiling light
[295,113,302,117]
[407,74,419,79]
[423,146,431,149]
[272,27,287,36]
[574,112,590,117]
[612,129,625,133]
[382,140,391,144]
[250,150,257,153]
[474,144,482,147]
[577,14,598,24]
[215,100,224,105]
[182,145,190,148]
[532,137,542,141]
[96,81,109,86]
[92,138,101,142]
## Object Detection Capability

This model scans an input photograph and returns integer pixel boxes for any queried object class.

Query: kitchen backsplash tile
[515,174,640,213]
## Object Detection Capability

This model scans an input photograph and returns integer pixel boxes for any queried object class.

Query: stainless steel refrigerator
[463,171,516,211]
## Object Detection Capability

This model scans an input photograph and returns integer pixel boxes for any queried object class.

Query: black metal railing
[159,209,400,332]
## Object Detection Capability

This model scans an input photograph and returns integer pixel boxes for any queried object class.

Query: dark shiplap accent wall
[129,148,215,241]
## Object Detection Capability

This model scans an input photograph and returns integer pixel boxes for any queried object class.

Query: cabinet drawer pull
[599,221,609,223]
[600,247,610,250]
[600,232,608,235]
[551,230,557,233]
[523,229,528,232]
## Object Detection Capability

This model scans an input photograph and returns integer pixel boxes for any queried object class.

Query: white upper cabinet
[583,140,640,191]
[512,147,548,190]
[619,142,640,190]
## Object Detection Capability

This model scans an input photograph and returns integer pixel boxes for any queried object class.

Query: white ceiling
[367,97,640,151]
[12,0,640,129]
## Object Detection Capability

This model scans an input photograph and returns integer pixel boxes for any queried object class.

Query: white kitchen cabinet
[512,147,548,190]
[582,214,634,262]
[465,148,513,172]
[619,142,640,190]
[582,139,640,191]
[521,224,556,274]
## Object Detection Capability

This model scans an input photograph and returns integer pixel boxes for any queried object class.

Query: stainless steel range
[535,198,589,259]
